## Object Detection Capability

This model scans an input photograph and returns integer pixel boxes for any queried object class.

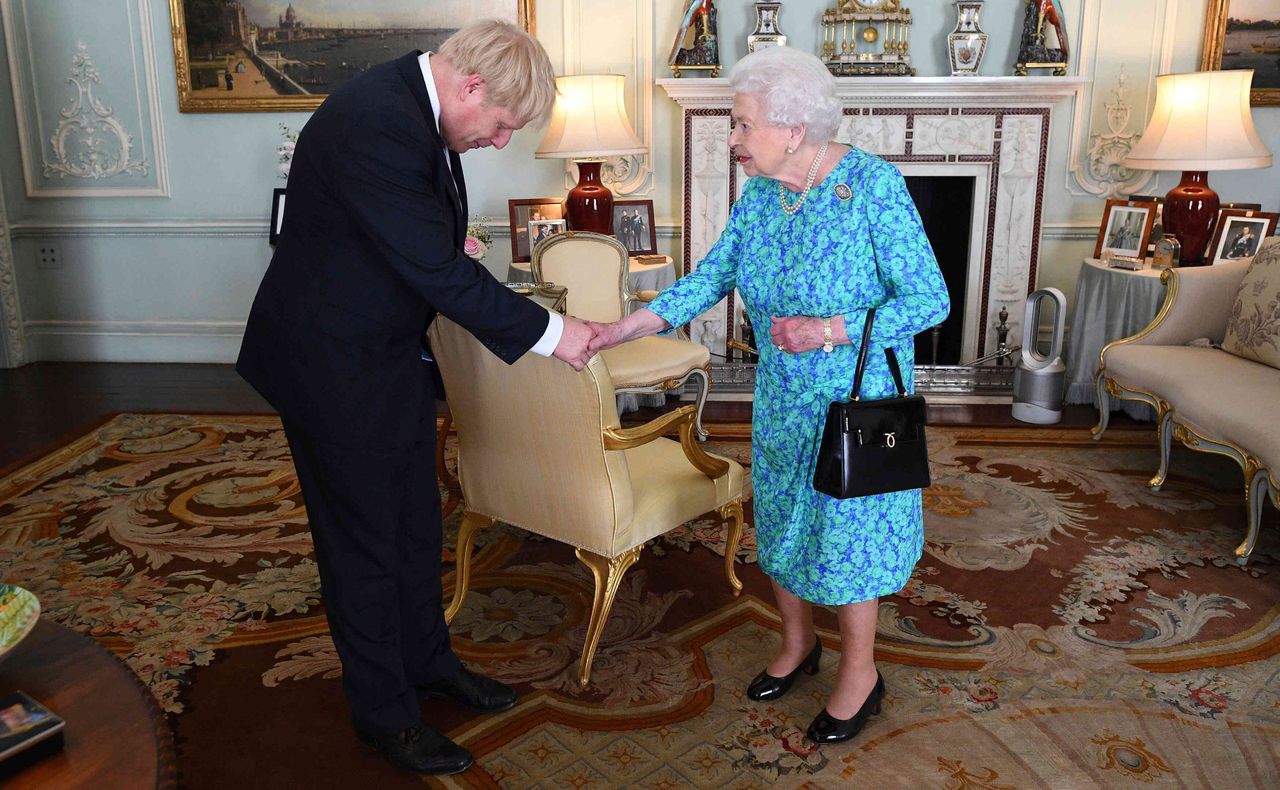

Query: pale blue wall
[0,0,1276,365]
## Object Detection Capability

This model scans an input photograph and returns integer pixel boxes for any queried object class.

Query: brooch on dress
[834,183,853,200]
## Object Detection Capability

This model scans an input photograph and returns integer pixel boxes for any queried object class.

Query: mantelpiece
[658,76,1087,390]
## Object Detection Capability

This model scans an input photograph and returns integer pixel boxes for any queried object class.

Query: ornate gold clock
[822,0,914,76]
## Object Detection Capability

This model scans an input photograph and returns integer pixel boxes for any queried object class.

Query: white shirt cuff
[529,310,563,357]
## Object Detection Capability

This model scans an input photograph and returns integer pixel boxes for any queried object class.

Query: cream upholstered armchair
[427,316,746,686]
[532,231,712,439]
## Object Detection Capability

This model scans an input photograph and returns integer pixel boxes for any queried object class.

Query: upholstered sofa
[1092,237,1280,565]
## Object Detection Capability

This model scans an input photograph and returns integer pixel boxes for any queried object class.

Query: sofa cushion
[1223,236,1280,369]
[1106,344,1280,475]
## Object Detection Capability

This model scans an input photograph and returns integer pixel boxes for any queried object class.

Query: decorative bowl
[0,583,41,663]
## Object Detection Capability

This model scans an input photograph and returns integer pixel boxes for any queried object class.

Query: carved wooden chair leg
[436,413,462,520]
[717,499,744,596]
[444,511,495,624]
[1150,409,1174,490]
[1090,373,1111,441]
[1235,464,1268,566]
[574,546,642,687]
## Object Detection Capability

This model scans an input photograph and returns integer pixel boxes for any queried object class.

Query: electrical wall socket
[37,243,62,269]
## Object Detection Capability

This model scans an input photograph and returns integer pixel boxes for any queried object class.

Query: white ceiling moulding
[559,0,653,197]
[1,0,169,198]
[1067,0,1174,198]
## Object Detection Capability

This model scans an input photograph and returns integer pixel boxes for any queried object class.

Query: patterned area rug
[1,414,1278,788]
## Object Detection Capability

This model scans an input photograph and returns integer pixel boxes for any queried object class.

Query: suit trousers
[282,412,460,735]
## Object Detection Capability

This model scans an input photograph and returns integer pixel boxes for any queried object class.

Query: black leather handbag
[813,308,931,499]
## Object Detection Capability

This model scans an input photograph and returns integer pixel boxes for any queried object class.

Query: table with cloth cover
[1064,258,1167,421]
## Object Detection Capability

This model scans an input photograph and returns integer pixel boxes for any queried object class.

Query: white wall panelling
[1068,0,1175,197]
[2,0,169,197]
[0,165,24,367]
[560,0,653,196]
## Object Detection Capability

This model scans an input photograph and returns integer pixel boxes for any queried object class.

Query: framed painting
[169,0,534,112]
[1094,199,1158,263]
[1207,209,1279,263]
[508,198,565,262]
[1200,0,1280,106]
[611,200,657,256]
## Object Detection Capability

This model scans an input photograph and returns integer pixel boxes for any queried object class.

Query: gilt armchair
[427,316,746,686]
[532,231,712,439]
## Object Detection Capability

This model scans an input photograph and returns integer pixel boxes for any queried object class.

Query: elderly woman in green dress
[589,46,949,744]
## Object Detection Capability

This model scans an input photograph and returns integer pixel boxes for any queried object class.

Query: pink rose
[464,236,487,259]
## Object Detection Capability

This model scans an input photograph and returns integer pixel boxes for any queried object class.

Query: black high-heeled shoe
[746,637,822,701]
[806,670,885,745]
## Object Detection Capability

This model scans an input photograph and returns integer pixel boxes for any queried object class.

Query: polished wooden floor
[0,362,1141,471]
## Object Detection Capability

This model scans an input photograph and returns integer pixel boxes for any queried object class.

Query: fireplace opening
[904,175,974,366]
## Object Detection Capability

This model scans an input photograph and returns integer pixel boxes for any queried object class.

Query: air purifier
[1012,287,1067,424]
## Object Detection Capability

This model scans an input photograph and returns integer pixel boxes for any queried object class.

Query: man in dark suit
[237,21,593,776]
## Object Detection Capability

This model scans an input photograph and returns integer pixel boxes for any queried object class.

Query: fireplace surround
[658,76,1086,395]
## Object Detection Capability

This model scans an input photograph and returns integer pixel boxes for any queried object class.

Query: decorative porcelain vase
[948,0,988,76]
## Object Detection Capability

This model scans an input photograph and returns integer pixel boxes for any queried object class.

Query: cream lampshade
[536,74,646,234]
[1124,70,1272,265]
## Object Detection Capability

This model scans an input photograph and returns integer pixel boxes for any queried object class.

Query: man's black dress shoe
[419,665,518,713]
[746,637,822,701]
[806,670,885,745]
[357,724,473,776]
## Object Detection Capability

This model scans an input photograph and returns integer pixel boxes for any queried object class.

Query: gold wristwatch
[822,318,834,353]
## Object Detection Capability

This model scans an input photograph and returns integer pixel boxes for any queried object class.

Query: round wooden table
[0,618,175,788]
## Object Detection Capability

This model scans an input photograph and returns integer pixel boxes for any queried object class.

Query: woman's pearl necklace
[778,141,830,216]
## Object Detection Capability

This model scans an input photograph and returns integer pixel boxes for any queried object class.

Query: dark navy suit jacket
[237,52,549,450]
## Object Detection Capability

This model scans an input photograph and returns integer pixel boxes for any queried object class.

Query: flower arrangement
[277,124,298,180]
[465,217,493,260]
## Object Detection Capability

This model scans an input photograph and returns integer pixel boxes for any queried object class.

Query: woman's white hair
[728,47,841,143]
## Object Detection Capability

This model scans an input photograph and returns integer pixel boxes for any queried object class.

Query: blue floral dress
[648,148,950,605]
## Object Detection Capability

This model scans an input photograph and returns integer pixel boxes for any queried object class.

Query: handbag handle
[849,308,908,401]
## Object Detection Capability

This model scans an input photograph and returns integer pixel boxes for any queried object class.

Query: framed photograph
[528,219,567,252]
[169,1,535,112]
[1094,198,1158,262]
[269,188,286,245]
[508,199,565,262]
[1200,0,1280,107]
[612,200,658,256]
[1207,209,1279,263]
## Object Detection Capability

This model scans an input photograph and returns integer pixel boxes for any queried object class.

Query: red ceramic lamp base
[565,160,614,234]
[1163,171,1219,266]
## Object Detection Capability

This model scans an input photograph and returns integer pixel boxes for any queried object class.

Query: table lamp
[1123,70,1272,265]
[536,74,646,234]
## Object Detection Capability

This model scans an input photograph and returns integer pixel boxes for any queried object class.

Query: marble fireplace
[657,76,1086,395]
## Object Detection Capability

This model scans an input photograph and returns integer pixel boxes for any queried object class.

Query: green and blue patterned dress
[648,148,950,605]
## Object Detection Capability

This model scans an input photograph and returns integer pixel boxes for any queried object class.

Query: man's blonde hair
[437,19,556,127]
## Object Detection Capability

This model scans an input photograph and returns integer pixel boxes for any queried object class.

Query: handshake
[552,310,668,370]
[552,316,626,370]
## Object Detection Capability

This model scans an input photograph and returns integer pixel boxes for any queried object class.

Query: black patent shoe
[746,637,822,701]
[806,671,885,745]
[419,665,518,713]
[357,724,474,776]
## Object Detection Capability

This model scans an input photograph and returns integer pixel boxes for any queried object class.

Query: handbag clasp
[884,432,896,448]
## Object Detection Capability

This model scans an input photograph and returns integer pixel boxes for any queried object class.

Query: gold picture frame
[169,0,535,113]
[1200,0,1280,107]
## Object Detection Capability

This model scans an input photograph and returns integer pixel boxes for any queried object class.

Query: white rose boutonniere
[465,218,493,260]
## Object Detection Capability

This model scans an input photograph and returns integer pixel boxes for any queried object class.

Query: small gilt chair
[532,231,712,439]
[428,316,746,686]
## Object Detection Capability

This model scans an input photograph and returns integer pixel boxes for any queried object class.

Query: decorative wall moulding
[1066,0,1174,198]
[561,0,654,196]
[0,177,24,368]
[1,0,169,197]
